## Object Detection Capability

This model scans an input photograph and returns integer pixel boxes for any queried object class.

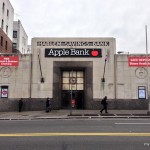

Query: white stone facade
[13,20,28,54]
[31,37,116,99]
[115,54,149,99]
[0,54,31,98]
[0,37,149,111]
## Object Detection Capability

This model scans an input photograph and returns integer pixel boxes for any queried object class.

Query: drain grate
[68,114,82,116]
[116,114,132,116]
[100,114,115,116]
[84,114,99,116]
[132,114,147,116]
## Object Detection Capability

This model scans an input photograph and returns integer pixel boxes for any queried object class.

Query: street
[0,119,150,150]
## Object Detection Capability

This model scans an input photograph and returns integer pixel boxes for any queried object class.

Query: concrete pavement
[0,109,149,120]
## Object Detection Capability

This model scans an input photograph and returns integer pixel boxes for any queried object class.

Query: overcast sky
[9,0,150,54]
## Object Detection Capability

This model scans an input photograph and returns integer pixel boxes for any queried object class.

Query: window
[22,37,26,45]
[6,25,8,33]
[2,3,5,13]
[5,41,7,50]
[1,19,4,29]
[138,86,146,99]
[62,71,84,90]
[12,43,17,49]
[7,9,9,17]
[12,43,17,53]
[13,31,17,38]
[0,36,3,46]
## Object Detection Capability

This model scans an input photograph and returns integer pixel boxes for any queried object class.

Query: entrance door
[62,90,84,109]
[61,71,84,109]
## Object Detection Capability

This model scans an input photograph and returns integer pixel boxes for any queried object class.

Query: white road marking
[115,123,150,125]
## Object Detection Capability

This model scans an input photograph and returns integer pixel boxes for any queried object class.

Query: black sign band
[45,49,102,57]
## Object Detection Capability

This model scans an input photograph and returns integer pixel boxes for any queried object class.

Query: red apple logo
[91,50,98,57]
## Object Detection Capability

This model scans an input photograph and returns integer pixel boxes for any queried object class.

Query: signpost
[145,26,150,115]
[70,70,73,115]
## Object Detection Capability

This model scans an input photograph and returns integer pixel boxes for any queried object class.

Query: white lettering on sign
[45,49,102,57]
[37,41,110,47]
[70,49,89,55]
[48,49,69,56]
[128,56,150,67]
[0,56,19,66]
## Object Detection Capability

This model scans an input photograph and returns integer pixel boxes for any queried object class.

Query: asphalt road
[0,119,150,150]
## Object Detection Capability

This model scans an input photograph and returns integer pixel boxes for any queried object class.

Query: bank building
[0,37,149,111]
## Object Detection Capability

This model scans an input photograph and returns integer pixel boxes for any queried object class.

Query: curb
[0,115,150,120]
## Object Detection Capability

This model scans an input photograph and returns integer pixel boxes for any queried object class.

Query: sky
[9,0,150,54]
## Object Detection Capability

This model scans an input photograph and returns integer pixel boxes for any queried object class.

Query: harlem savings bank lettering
[45,49,102,57]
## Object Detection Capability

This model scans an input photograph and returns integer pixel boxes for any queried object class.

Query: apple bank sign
[45,49,102,57]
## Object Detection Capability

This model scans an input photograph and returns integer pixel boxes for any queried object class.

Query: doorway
[62,90,84,109]
[61,70,84,109]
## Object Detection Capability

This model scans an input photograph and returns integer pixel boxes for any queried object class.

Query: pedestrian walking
[100,96,108,113]
[46,97,51,112]
[18,98,23,112]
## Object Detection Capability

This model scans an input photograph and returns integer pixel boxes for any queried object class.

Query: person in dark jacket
[46,97,51,112]
[19,98,23,112]
[100,96,108,113]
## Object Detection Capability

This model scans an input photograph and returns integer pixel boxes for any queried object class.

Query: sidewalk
[0,110,149,120]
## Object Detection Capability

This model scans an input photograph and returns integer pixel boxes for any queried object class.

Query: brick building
[0,0,14,53]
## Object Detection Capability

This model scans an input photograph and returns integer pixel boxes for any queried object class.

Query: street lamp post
[101,55,108,82]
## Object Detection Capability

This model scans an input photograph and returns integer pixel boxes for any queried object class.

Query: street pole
[146,25,150,115]
[70,70,73,115]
